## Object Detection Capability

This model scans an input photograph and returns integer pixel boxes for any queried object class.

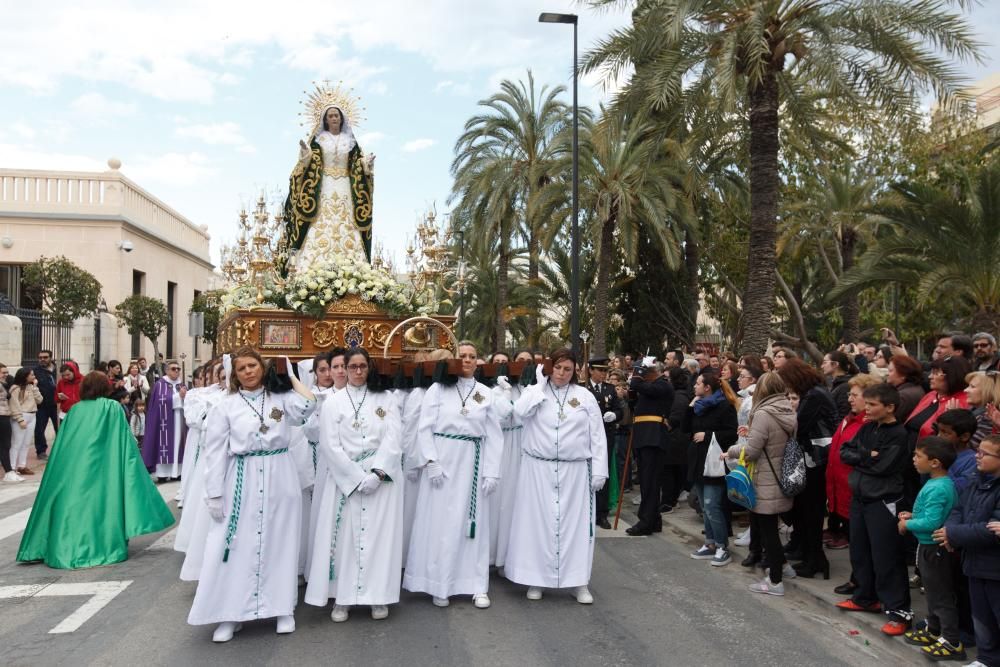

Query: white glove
[357,472,381,495]
[535,364,549,389]
[206,496,225,522]
[496,375,512,391]
[405,468,420,482]
[426,461,447,488]
[603,411,616,423]
[591,476,608,493]
[481,477,499,497]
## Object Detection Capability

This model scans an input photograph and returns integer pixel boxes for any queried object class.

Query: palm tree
[835,159,1000,333]
[450,71,570,348]
[583,0,981,354]
[457,235,534,351]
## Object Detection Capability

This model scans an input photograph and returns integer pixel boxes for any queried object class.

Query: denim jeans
[696,480,728,549]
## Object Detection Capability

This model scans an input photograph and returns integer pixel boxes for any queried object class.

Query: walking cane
[613,427,635,531]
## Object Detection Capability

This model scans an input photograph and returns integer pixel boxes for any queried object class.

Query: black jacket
[628,375,673,451]
[586,380,622,446]
[829,375,852,421]
[33,363,57,407]
[840,421,909,502]
[683,393,738,484]
[797,385,838,461]
[946,473,1000,581]
[664,387,691,465]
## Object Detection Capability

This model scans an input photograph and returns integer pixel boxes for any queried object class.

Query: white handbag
[703,433,728,478]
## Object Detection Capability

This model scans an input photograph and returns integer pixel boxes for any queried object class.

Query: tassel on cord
[468,520,476,539]
[223,548,230,563]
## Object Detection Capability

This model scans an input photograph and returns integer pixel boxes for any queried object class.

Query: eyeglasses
[976,449,1000,459]
[973,343,992,349]
[168,367,180,372]
[347,364,369,372]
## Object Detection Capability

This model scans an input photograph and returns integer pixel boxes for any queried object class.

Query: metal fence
[0,295,73,367]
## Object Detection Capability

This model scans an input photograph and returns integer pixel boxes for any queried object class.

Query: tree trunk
[592,212,616,357]
[526,226,540,349]
[495,240,510,352]
[683,229,699,350]
[970,306,1000,337]
[738,73,781,356]
[839,226,860,343]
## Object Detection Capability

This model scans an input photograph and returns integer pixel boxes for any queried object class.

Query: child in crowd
[942,434,1000,667]
[837,383,913,636]
[130,399,145,447]
[898,437,963,660]
[935,409,979,495]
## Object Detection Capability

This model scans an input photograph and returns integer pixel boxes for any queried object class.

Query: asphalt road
[0,479,906,667]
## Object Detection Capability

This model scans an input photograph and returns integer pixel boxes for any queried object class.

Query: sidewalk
[616,489,976,666]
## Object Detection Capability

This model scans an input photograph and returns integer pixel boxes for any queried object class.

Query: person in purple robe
[141,359,187,480]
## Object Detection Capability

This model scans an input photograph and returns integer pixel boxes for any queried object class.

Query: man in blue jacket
[938,433,1000,667]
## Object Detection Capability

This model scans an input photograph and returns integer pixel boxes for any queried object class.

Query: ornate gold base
[217,294,456,360]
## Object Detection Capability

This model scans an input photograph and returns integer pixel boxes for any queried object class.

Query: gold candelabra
[220,194,288,305]
[404,208,467,301]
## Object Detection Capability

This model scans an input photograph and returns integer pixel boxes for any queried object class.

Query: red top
[55,360,81,414]
[826,411,867,519]
[907,390,969,440]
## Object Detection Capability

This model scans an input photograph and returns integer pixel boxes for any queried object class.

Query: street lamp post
[539,11,580,357]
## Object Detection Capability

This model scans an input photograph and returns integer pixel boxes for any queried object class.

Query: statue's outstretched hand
[298,139,310,160]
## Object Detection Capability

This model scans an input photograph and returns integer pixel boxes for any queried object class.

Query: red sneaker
[836,599,882,613]
[825,536,849,550]
[881,619,910,636]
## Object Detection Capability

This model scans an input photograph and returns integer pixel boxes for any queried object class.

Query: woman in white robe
[400,384,426,560]
[403,341,503,609]
[506,350,608,603]
[490,377,523,569]
[187,348,315,642]
[305,347,403,621]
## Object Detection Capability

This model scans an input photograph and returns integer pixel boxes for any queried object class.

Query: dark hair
[81,371,112,400]
[109,387,129,402]
[862,383,900,409]
[930,355,972,394]
[826,351,858,375]
[876,345,893,363]
[936,408,978,437]
[59,363,75,375]
[12,367,31,387]
[325,347,348,365]
[344,347,384,392]
[108,359,122,374]
[550,348,577,368]
[698,373,722,393]
[777,357,825,395]
[950,334,975,361]
[742,365,765,382]
[229,346,266,393]
[96,361,109,373]
[489,351,510,363]
[889,354,924,385]
[312,353,330,369]
[667,366,688,390]
[916,436,958,470]
[40,349,53,357]
[321,106,346,132]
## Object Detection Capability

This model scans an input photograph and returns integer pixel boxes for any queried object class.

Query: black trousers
[636,447,665,530]
[595,430,615,520]
[919,544,961,644]
[752,513,786,584]
[34,404,58,454]
[0,418,10,472]
[792,465,829,569]
[660,463,686,506]
[849,497,911,613]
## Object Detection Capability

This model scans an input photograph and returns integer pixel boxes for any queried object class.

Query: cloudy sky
[2,1,999,267]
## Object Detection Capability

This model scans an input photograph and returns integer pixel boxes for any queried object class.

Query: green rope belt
[223,447,288,563]
[329,449,377,581]
[309,440,319,475]
[523,451,595,539]
[502,425,523,433]
[433,432,483,538]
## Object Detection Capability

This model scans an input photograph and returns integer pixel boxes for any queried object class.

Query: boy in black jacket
[836,383,913,636]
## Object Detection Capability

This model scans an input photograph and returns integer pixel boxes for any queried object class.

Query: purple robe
[141,378,185,471]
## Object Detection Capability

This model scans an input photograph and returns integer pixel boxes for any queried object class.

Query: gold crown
[300,80,366,134]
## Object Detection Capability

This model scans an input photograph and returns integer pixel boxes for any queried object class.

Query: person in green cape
[17,371,175,569]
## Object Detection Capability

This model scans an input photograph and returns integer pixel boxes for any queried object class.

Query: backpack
[764,436,806,498]
[725,447,756,510]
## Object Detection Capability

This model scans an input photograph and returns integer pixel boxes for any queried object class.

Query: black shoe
[834,581,857,595]
[659,504,674,514]
[596,517,612,530]
[652,523,663,533]
[793,561,830,580]
[741,553,763,568]
[625,525,653,536]
[785,549,804,562]
[37,453,48,461]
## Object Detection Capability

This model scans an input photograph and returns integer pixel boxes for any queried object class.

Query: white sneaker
[331,605,349,622]
[749,577,785,596]
[526,587,543,600]
[212,622,242,642]
[3,471,21,482]
[370,605,388,620]
[733,528,751,547]
[765,564,797,579]
[575,586,594,604]
[275,615,295,634]
[432,596,450,607]
[631,495,642,506]
[472,593,491,609]
[677,490,689,502]
[961,661,987,667]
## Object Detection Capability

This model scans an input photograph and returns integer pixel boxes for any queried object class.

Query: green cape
[17,398,175,569]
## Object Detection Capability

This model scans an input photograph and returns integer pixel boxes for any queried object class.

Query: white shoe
[275,615,295,634]
[472,593,491,609]
[331,605,349,622]
[631,495,642,506]
[212,622,242,642]
[749,577,784,596]
[432,596,450,607]
[526,587,543,600]
[575,586,594,604]
[765,564,797,580]
[677,490,689,502]
[3,471,21,482]
[371,605,388,620]
[733,529,751,547]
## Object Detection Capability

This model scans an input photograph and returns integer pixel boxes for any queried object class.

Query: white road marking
[0,485,38,505]
[145,528,177,551]
[0,581,133,633]
[0,508,32,542]
[597,519,634,538]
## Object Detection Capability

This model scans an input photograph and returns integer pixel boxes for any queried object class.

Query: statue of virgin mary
[280,85,374,274]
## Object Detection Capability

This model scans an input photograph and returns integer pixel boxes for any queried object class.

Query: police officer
[625,357,674,536]
[586,357,623,529]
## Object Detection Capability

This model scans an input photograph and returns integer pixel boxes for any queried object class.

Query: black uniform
[586,379,623,525]
[627,373,674,534]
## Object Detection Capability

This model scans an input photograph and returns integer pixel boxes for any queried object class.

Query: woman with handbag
[778,358,837,579]
[685,373,738,567]
[723,371,797,595]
